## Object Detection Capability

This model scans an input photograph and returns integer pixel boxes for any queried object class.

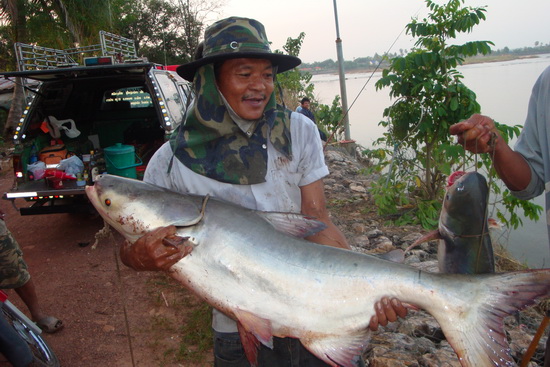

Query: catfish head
[85,174,204,243]
[439,171,489,238]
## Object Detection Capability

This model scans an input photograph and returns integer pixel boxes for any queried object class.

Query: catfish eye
[105,198,111,206]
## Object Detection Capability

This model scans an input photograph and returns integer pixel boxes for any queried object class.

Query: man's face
[302,101,310,109]
[217,58,274,120]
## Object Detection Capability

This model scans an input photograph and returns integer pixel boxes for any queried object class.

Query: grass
[176,302,213,362]
[144,273,213,366]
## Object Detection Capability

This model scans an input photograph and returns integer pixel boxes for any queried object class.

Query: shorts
[0,220,30,289]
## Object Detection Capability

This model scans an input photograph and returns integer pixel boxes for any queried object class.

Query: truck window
[153,72,187,128]
[101,86,152,110]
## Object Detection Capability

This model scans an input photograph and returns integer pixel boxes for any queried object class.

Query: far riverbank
[305,52,542,76]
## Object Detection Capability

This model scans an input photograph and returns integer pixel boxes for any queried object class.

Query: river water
[312,54,550,268]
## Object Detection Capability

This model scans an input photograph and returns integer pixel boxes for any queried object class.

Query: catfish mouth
[447,171,466,187]
[84,184,98,205]
[85,184,109,220]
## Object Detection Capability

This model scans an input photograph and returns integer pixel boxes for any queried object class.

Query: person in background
[120,16,407,367]
[0,213,64,349]
[449,65,550,367]
[296,97,327,141]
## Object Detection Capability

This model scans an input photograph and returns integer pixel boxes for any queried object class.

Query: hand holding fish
[120,225,193,271]
[450,114,533,192]
[449,114,502,154]
[369,297,409,331]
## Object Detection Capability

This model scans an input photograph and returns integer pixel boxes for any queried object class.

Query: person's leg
[213,331,364,367]
[15,280,63,333]
[213,331,250,367]
[14,278,45,322]
[0,220,63,333]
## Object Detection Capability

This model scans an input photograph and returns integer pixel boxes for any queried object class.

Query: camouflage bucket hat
[176,16,301,81]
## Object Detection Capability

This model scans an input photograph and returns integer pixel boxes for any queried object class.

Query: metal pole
[332,0,351,141]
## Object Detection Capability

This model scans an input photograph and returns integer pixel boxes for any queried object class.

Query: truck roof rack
[14,31,138,71]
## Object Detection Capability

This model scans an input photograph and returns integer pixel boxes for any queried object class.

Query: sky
[216,0,550,64]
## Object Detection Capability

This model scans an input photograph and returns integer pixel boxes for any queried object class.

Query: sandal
[36,316,64,334]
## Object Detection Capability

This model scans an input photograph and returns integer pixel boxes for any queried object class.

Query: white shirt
[144,111,328,331]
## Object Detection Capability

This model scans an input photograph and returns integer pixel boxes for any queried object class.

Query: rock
[351,235,370,249]
[405,250,433,264]
[325,150,347,162]
[350,183,367,193]
[332,183,346,192]
[371,236,394,252]
[420,346,462,367]
[351,222,366,234]
[102,325,115,332]
[400,232,423,245]
[508,324,542,356]
[367,229,384,238]
[398,314,445,343]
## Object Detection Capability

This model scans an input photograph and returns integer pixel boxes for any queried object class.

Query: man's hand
[119,226,193,271]
[449,114,502,154]
[369,297,409,331]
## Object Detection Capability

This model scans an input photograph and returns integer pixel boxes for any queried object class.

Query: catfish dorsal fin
[235,309,274,367]
[258,212,327,238]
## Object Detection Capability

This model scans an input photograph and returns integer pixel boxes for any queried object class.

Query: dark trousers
[214,331,366,367]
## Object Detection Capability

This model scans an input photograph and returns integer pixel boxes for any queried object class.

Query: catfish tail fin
[436,270,550,367]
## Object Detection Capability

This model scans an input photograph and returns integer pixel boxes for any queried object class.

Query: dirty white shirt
[509,65,550,249]
[143,111,328,332]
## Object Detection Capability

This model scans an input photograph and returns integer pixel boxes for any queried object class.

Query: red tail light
[12,154,24,179]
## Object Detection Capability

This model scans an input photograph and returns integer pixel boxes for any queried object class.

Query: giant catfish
[86,174,550,367]
[407,171,495,274]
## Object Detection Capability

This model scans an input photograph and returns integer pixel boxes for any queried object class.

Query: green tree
[274,32,314,108]
[366,0,540,229]
[111,0,217,65]
[275,33,343,140]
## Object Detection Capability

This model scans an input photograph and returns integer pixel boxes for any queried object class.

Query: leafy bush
[366,0,541,229]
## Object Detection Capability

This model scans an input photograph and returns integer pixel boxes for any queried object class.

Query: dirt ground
[0,170,212,367]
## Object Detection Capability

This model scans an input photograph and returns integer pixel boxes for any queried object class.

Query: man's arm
[449,114,532,191]
[300,179,349,249]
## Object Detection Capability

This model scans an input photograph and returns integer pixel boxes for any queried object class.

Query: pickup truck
[1,33,192,215]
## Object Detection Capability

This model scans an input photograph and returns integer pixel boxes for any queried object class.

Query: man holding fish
[450,65,550,366]
[119,16,407,366]
[87,37,550,365]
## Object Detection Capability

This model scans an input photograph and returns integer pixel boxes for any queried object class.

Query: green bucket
[104,143,142,179]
